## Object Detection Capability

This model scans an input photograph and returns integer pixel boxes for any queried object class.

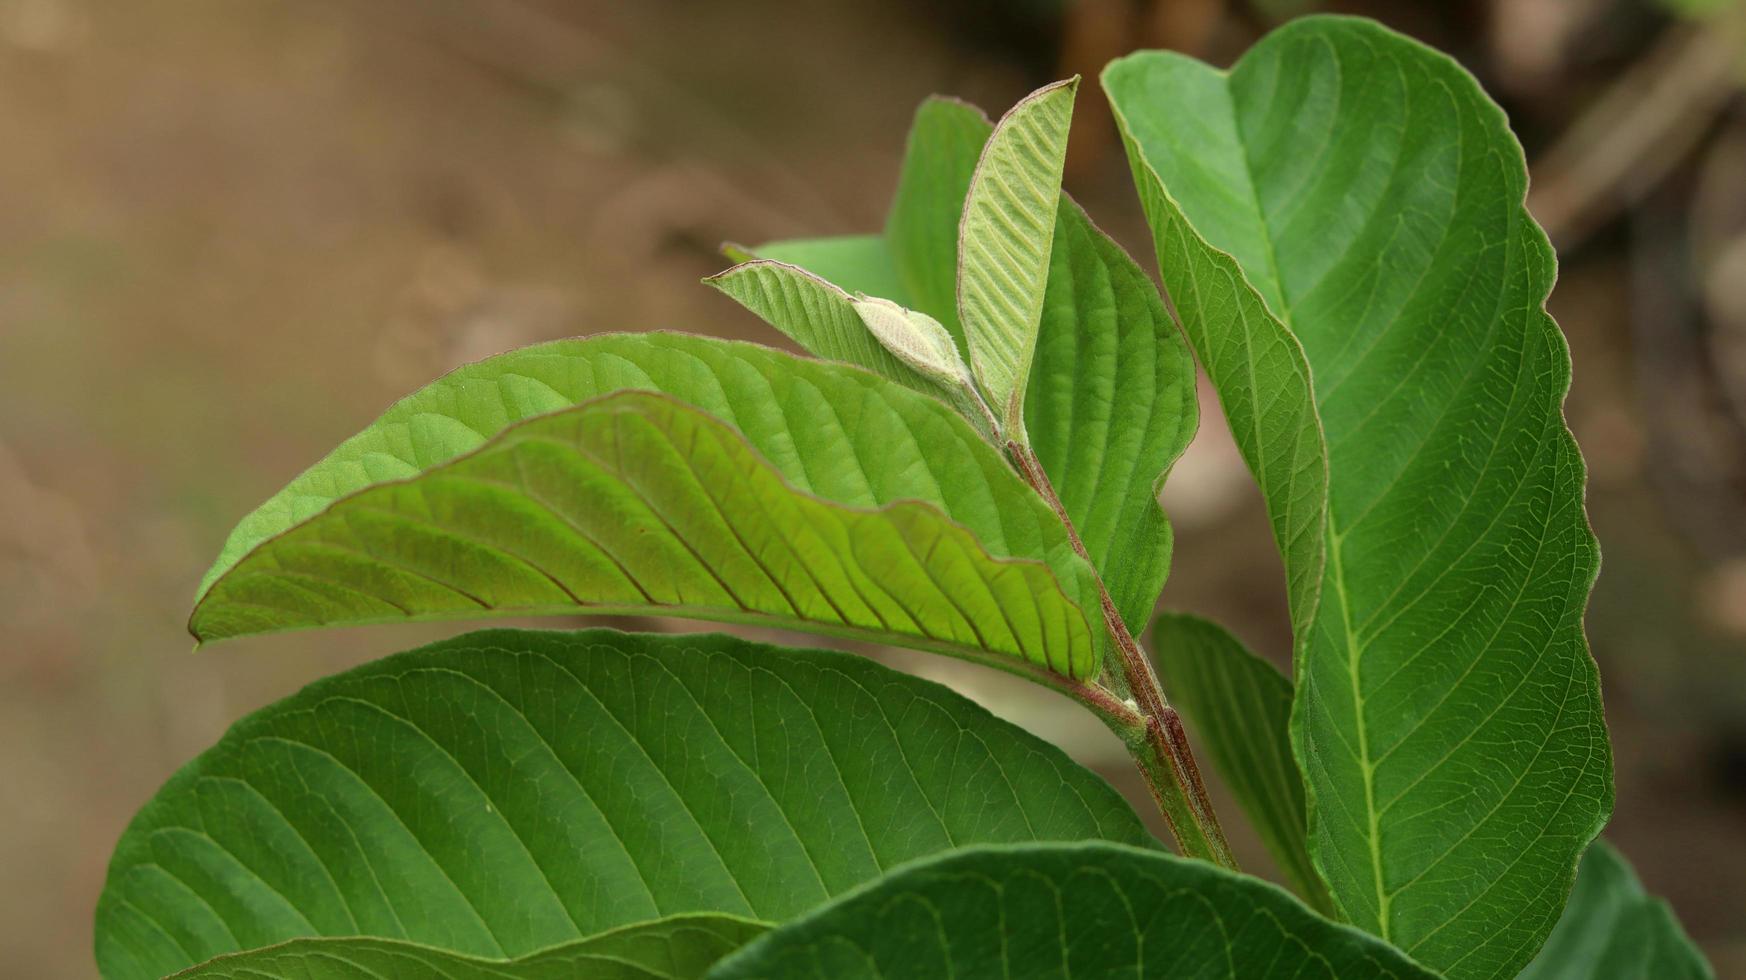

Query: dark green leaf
[1106,16,1611,977]
[1028,202,1195,634]
[193,334,1103,678]
[97,629,1156,979]
[706,842,1437,979]
[1153,612,1330,913]
[1519,841,1712,980]
[169,915,765,980]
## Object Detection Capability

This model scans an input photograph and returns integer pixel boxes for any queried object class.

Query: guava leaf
[721,97,1196,637]
[706,842,1436,979]
[166,915,765,980]
[1519,841,1713,980]
[1030,200,1196,634]
[702,262,991,435]
[956,77,1077,436]
[193,334,1102,679]
[1153,612,1330,913]
[847,296,966,388]
[96,630,1156,979]
[704,262,933,393]
[1106,16,1611,978]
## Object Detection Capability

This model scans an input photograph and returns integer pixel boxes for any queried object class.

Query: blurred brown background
[3,0,1744,975]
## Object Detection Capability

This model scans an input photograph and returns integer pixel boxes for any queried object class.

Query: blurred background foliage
[1,0,1742,974]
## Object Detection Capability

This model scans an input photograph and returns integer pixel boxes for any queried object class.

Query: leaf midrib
[1327,529,1388,933]
[1243,48,1550,946]
[1212,49,1393,937]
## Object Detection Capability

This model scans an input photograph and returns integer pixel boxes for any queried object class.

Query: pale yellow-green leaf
[849,295,969,388]
[956,77,1077,438]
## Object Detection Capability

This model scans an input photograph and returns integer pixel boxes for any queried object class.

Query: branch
[1007,441,1236,869]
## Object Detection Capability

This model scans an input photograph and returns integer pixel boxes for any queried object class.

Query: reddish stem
[1008,441,1236,869]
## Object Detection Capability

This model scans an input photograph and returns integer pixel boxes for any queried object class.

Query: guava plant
[96,16,1711,980]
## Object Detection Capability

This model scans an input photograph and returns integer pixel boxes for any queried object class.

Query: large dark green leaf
[97,630,1156,979]
[706,842,1436,979]
[168,915,764,980]
[193,334,1103,678]
[1106,16,1611,977]
[1153,612,1329,913]
[717,98,1196,636]
[1519,841,1712,980]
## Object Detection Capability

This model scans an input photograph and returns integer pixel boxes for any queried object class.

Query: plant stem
[1007,441,1237,870]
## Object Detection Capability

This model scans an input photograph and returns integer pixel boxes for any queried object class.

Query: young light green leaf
[956,77,1078,438]
[194,383,1103,678]
[722,96,1196,637]
[701,261,993,436]
[166,915,766,980]
[704,262,950,393]
[1106,16,1611,978]
[1519,841,1713,980]
[848,295,969,389]
[708,842,1437,979]
[1153,612,1331,914]
[97,629,1158,979]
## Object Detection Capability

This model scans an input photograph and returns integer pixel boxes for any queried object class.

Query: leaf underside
[708,842,1437,980]
[193,333,1102,678]
[1153,612,1331,914]
[956,78,1077,433]
[724,96,1196,637]
[97,630,1155,979]
[703,262,992,434]
[1107,16,1610,978]
[167,915,766,980]
[708,261,946,396]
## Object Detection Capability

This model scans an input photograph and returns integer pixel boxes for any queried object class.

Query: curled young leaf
[703,261,995,438]
[956,77,1078,439]
[849,294,970,389]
